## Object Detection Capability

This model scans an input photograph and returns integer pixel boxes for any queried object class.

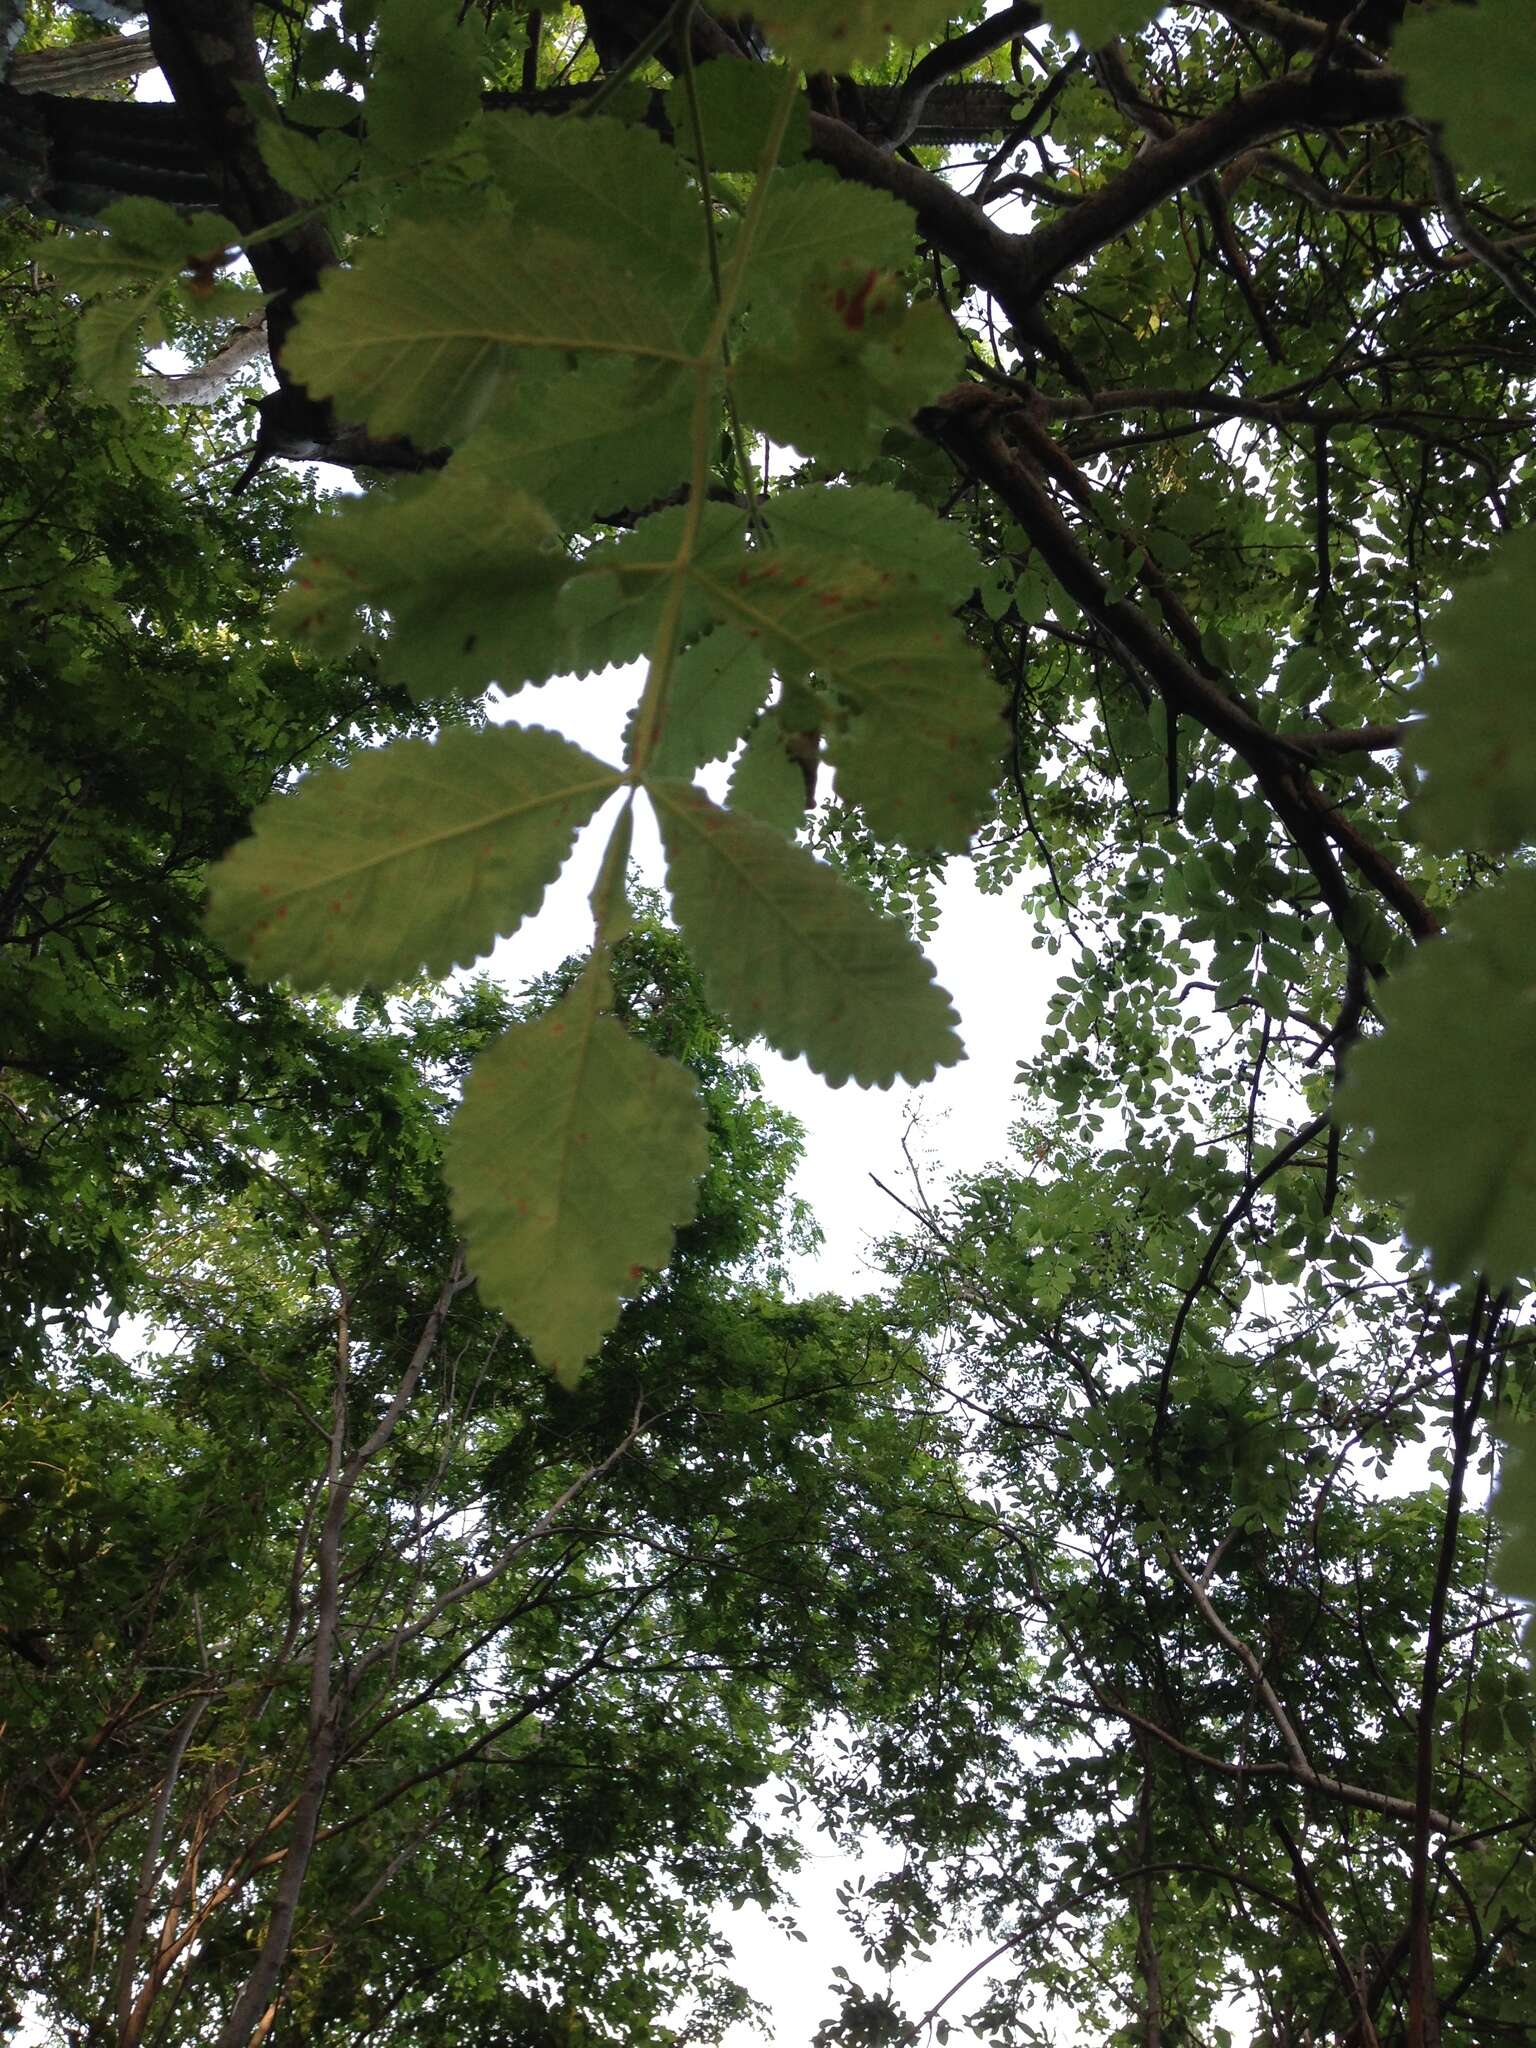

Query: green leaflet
[768,483,982,605]
[446,976,710,1383]
[283,219,688,447]
[646,628,774,778]
[691,548,999,849]
[727,715,812,835]
[1043,0,1162,44]
[483,111,701,278]
[256,120,363,203]
[1493,1419,1536,1659]
[280,477,574,697]
[734,283,958,471]
[205,725,620,991]
[45,198,239,291]
[1341,870,1536,1287]
[1409,527,1536,853]
[738,167,919,303]
[45,200,242,406]
[367,0,486,166]
[649,779,963,1085]
[1397,0,1536,200]
[666,60,810,172]
[471,359,696,526]
[750,0,957,70]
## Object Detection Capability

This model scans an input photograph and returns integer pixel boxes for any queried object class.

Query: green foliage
[205,724,622,988]
[748,0,955,70]
[1343,872,1536,1287]
[1409,526,1536,853]
[650,779,963,1083]
[14,0,1536,2037]
[217,85,978,1374]
[366,0,486,165]
[667,58,810,170]
[1397,0,1536,198]
[1495,1418,1536,1656]
[446,968,710,1381]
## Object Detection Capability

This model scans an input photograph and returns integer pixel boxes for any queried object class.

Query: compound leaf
[1409,526,1536,853]
[649,778,963,1084]
[561,500,746,677]
[206,724,620,990]
[1341,870,1536,1287]
[446,976,709,1383]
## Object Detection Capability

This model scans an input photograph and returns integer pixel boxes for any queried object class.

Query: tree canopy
[2,1,1536,2044]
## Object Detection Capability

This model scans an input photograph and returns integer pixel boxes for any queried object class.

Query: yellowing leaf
[1341,871,1536,1287]
[447,978,709,1383]
[1409,526,1536,853]
[206,725,621,990]
[650,779,963,1085]
[692,548,999,849]
[283,219,688,447]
